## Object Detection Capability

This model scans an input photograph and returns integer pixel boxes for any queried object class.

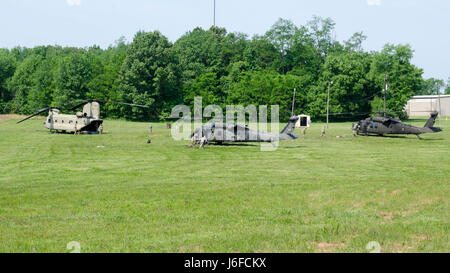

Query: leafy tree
[418,78,445,95]
[0,50,17,112]
[446,78,450,94]
[344,32,367,52]
[243,35,278,71]
[118,31,181,120]
[185,72,222,107]
[307,52,375,119]
[265,18,298,73]
[26,59,55,111]
[0,17,432,122]
[286,27,318,78]
[307,16,337,70]
[8,55,43,113]
[174,27,231,87]
[224,70,304,120]
[53,53,92,107]
[368,44,423,115]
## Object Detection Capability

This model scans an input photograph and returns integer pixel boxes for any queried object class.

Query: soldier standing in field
[302,127,307,138]
[352,123,357,137]
[191,133,198,147]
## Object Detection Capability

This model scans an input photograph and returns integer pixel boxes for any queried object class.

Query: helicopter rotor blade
[16,107,53,124]
[97,100,150,109]
[67,99,150,111]
[325,110,404,117]
[67,101,88,111]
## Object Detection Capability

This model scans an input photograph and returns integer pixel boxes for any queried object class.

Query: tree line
[0,16,448,121]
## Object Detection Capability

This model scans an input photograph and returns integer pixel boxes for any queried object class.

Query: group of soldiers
[297,124,360,139]
[190,133,208,148]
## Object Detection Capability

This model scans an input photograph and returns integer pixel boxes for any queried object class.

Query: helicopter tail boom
[279,116,299,140]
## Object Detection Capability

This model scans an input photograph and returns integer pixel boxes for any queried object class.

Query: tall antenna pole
[437,81,442,127]
[383,74,387,117]
[326,81,333,128]
[213,0,216,26]
[291,88,297,117]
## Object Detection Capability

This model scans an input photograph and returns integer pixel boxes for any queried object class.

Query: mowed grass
[0,116,448,253]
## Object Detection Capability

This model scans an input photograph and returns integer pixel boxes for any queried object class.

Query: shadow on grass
[279,145,304,149]
[363,134,444,141]
[183,143,258,148]
[212,143,258,147]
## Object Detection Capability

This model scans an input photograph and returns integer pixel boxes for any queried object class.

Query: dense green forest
[0,17,448,121]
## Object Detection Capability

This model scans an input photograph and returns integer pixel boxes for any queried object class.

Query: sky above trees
[0,0,448,80]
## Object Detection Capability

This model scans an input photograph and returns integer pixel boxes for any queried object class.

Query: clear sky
[0,0,448,80]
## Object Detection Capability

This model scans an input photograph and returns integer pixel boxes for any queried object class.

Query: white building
[405,95,450,117]
[295,114,311,128]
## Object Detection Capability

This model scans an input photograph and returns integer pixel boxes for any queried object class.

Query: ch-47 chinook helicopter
[17,99,149,134]
[190,116,300,146]
[353,111,442,139]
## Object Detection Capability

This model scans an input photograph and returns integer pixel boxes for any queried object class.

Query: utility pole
[291,88,296,117]
[213,0,216,26]
[326,81,333,128]
[437,81,442,127]
[383,74,387,117]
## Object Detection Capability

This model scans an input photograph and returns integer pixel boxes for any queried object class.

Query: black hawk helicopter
[353,111,442,138]
[189,116,300,147]
[17,99,149,134]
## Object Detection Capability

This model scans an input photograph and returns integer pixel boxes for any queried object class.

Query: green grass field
[0,116,448,253]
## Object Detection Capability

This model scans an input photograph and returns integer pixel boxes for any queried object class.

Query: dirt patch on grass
[0,114,27,122]
[0,114,45,122]
[378,211,393,221]
[313,242,345,253]
[400,209,418,217]
[351,202,364,208]
[411,234,429,241]
[419,198,441,206]
[178,245,204,253]
[391,242,415,253]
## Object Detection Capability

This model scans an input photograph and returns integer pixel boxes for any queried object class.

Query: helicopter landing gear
[416,134,423,140]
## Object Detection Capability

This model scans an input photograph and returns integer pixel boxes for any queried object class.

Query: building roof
[412,95,450,99]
